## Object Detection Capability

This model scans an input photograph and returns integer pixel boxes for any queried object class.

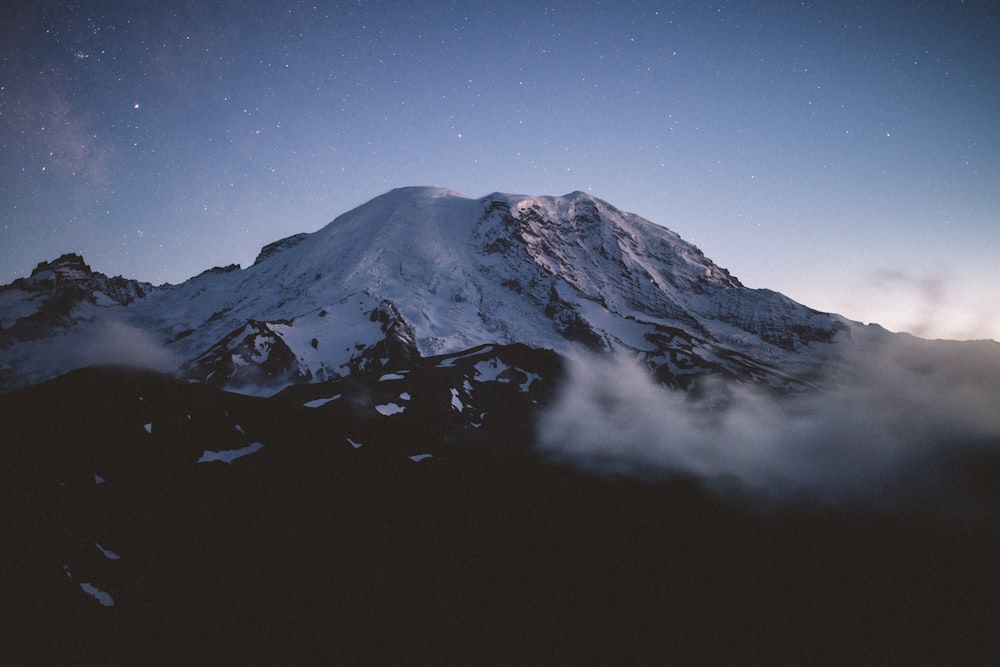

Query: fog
[536,334,1000,511]
[69,318,179,373]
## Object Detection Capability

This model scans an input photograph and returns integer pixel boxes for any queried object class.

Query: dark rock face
[29,252,92,278]
[0,254,154,345]
[23,254,152,305]
[184,319,312,388]
[354,300,420,371]
[182,302,426,390]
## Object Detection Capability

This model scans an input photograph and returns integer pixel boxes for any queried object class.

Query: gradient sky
[2,0,998,341]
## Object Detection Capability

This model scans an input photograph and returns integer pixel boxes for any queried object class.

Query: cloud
[536,335,1000,512]
[70,318,179,373]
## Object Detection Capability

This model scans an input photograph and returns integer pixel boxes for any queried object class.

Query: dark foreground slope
[3,353,1000,665]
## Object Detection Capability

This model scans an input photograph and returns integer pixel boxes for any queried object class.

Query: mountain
[4,187,1000,662]
[1,186,848,393]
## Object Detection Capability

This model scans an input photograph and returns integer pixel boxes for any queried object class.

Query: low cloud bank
[536,336,1000,511]
[1,317,180,391]
[70,318,179,373]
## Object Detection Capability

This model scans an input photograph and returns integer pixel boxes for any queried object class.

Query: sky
[2,0,998,341]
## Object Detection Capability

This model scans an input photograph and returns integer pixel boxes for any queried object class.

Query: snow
[375,403,406,416]
[96,543,121,560]
[438,346,494,367]
[234,424,244,434]
[94,473,105,484]
[520,371,541,392]
[0,186,851,395]
[80,582,114,606]
[303,394,341,408]
[0,289,46,328]
[450,388,464,411]
[266,302,389,379]
[379,373,406,381]
[575,296,657,352]
[197,441,265,464]
[399,391,411,400]
[92,292,116,307]
[347,437,363,449]
[473,357,510,382]
[409,454,433,462]
[472,357,539,391]
[143,423,152,434]
[250,334,271,362]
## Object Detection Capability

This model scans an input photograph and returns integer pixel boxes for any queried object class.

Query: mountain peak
[0,187,850,393]
[29,253,93,281]
[381,185,470,200]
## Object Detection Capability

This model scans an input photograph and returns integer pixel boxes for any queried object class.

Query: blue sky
[2,0,998,340]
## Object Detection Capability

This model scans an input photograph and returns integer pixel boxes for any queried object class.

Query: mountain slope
[0,187,850,393]
[4,355,1000,665]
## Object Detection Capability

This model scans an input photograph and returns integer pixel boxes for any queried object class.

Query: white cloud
[70,317,179,373]
[536,336,1000,510]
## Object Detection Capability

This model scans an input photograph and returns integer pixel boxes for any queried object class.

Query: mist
[69,318,179,374]
[536,334,1000,511]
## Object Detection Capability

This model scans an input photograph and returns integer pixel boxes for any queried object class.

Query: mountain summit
[4,187,1000,664]
[2,186,846,391]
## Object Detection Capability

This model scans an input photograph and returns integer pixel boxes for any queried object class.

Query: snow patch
[409,454,433,462]
[80,582,114,606]
[474,357,510,382]
[303,394,341,408]
[450,388,464,411]
[347,437,363,449]
[143,422,152,434]
[438,346,494,367]
[96,543,121,560]
[197,441,265,464]
[379,373,406,381]
[375,403,406,416]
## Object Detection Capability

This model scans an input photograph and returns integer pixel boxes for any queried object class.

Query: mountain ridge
[4,186,853,392]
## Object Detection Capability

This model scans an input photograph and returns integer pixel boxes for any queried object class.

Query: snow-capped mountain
[0,186,849,392]
[5,187,1000,664]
